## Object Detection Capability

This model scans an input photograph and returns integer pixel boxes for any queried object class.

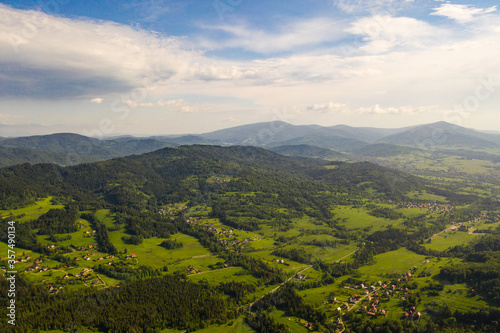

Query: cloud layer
[1,1,500,134]
[431,3,497,23]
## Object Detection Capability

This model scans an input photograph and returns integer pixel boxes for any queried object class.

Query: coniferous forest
[0,144,499,332]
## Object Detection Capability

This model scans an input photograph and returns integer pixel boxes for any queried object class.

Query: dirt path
[191,254,214,259]
[427,223,460,240]
[97,274,107,287]
[189,266,237,276]
[335,249,358,263]
[248,249,359,312]
[248,265,312,311]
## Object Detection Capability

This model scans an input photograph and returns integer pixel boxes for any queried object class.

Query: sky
[0,0,499,137]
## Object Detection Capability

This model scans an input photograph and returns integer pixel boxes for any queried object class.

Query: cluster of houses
[185,217,201,224]
[24,265,49,273]
[83,229,97,238]
[405,307,421,323]
[303,322,314,330]
[75,268,93,277]
[198,224,254,252]
[48,284,64,294]
[79,253,115,262]
[158,204,188,215]
[358,299,385,317]
[186,265,199,275]
[339,268,419,318]
[158,205,262,254]
[218,237,250,251]
[4,255,31,264]
[450,212,488,226]
[396,201,454,214]
[212,177,230,184]
[295,274,307,281]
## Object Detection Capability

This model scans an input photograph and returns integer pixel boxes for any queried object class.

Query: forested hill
[0,133,174,167]
[0,145,425,210]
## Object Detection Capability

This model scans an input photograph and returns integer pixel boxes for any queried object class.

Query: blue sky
[0,0,499,136]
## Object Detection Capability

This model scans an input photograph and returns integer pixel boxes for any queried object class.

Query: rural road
[248,248,359,312]
[248,264,312,311]
[427,223,460,241]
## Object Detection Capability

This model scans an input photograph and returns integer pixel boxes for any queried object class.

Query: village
[323,265,425,327]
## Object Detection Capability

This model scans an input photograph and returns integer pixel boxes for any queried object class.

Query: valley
[0,122,499,332]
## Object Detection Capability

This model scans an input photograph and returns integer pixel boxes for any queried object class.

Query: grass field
[95,209,116,228]
[269,310,310,333]
[424,230,479,251]
[405,190,448,202]
[357,248,428,278]
[0,197,64,222]
[331,206,403,231]
[36,217,92,248]
[296,247,485,322]
[107,229,213,269]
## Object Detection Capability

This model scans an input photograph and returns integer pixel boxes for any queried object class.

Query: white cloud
[431,3,496,23]
[355,104,438,115]
[90,98,104,103]
[334,0,414,14]
[199,17,347,53]
[1,3,500,134]
[0,4,205,98]
[124,99,199,113]
[307,102,350,113]
[307,103,439,115]
[347,15,441,53]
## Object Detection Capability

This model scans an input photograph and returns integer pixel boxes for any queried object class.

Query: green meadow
[0,197,64,222]
[425,230,479,251]
[331,205,404,231]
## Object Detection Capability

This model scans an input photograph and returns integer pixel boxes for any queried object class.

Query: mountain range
[1,121,499,168]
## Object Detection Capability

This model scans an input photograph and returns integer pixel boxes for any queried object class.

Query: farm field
[331,206,404,231]
[1,144,499,332]
[0,197,64,222]
[425,230,479,251]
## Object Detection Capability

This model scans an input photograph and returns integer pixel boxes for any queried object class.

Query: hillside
[0,146,100,168]
[377,121,500,149]
[0,145,427,211]
[269,144,350,160]
[200,121,370,150]
[351,143,426,157]
[268,135,367,151]
[2,122,499,169]
[0,133,175,166]
[328,124,412,142]
[0,145,498,333]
